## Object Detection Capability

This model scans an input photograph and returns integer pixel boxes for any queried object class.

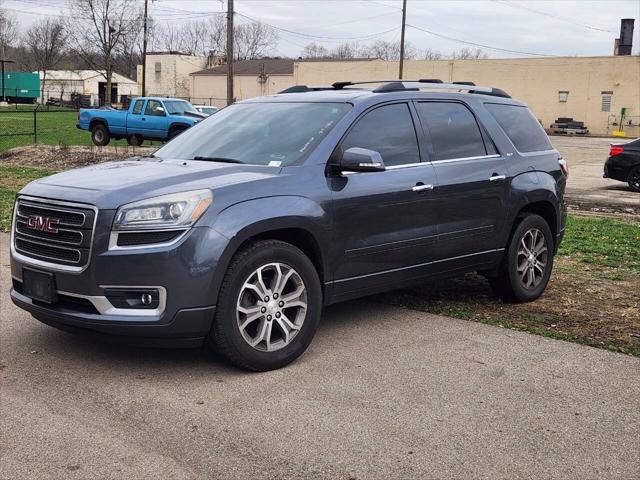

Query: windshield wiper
[191,156,245,164]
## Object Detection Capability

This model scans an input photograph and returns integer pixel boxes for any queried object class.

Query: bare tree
[301,43,330,59]
[234,21,278,61]
[331,42,362,59]
[451,48,488,60]
[423,48,444,60]
[23,19,67,101]
[67,0,141,106]
[363,40,416,61]
[0,1,18,61]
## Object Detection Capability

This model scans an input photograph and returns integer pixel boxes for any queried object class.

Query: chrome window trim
[340,154,502,175]
[108,228,189,251]
[11,195,98,274]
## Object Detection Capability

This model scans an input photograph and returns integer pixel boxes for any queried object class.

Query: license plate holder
[23,268,58,304]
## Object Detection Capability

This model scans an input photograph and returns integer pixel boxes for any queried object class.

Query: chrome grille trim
[11,196,98,274]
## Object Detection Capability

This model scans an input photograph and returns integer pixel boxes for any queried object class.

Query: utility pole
[0,59,15,103]
[398,0,407,79]
[226,0,234,106]
[141,0,149,97]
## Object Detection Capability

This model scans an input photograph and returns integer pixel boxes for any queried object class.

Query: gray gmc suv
[10,80,567,371]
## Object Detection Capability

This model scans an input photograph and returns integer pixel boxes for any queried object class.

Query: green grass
[558,215,640,272]
[0,165,56,230]
[0,110,129,151]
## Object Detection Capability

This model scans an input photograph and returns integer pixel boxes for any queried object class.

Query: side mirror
[340,147,386,173]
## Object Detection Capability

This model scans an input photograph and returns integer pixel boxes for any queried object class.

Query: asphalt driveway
[1,232,639,479]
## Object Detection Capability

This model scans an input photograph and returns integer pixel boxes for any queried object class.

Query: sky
[5,0,640,58]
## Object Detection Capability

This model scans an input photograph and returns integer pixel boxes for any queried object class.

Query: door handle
[489,174,506,182]
[412,183,434,192]
[141,117,146,121]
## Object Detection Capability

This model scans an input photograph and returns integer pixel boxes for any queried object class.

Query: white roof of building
[38,70,136,84]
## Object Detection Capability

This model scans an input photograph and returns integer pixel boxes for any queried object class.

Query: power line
[407,23,554,57]
[496,0,614,33]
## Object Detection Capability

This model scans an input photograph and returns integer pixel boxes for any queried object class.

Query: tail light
[558,157,569,176]
[609,146,624,157]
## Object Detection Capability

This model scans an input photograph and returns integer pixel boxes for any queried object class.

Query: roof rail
[280,80,511,98]
[278,85,336,93]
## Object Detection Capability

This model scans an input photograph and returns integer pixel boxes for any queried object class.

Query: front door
[329,102,439,297]
[415,100,508,268]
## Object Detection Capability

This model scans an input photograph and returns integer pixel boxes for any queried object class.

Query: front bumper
[10,215,231,347]
[10,287,214,347]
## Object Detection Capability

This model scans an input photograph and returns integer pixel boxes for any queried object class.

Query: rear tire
[627,166,640,193]
[91,124,110,146]
[489,214,554,303]
[208,240,322,371]
[127,134,143,146]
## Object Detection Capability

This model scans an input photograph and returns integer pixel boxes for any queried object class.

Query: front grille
[13,197,96,270]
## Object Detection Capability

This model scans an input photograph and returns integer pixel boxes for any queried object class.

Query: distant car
[194,105,219,116]
[604,138,640,192]
[77,97,206,146]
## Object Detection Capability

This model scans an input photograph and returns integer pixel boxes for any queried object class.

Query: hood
[20,157,280,209]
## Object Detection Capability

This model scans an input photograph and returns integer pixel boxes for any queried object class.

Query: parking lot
[1,233,639,479]
[551,136,639,213]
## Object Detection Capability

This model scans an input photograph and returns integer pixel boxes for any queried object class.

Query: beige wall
[295,56,640,136]
[137,54,206,97]
[190,74,294,108]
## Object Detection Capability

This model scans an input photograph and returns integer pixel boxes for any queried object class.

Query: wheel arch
[88,118,108,130]
[168,122,190,135]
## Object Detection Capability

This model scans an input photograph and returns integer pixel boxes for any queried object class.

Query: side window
[416,102,487,161]
[341,103,420,167]
[131,99,144,115]
[145,99,165,116]
[485,103,552,153]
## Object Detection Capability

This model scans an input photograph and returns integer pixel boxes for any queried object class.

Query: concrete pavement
[1,232,639,479]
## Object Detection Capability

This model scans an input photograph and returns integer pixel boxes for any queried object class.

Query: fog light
[105,288,160,309]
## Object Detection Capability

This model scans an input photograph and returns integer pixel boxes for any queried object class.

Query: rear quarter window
[485,103,552,153]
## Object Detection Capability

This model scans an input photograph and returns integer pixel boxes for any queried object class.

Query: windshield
[155,102,351,166]
[164,100,198,115]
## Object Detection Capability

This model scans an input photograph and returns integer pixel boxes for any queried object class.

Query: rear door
[329,102,439,296]
[415,101,508,266]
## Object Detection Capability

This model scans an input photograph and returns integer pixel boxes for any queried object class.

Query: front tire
[209,240,322,371]
[627,166,640,192]
[127,134,143,146]
[91,124,110,146]
[489,214,554,303]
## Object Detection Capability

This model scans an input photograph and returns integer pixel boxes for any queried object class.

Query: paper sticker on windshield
[268,160,282,167]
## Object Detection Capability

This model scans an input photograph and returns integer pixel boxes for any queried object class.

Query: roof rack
[279,80,511,98]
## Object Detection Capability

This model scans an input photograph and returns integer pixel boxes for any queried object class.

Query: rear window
[485,103,552,153]
[416,102,487,160]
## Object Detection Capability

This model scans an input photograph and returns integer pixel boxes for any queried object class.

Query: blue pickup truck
[77,97,206,146]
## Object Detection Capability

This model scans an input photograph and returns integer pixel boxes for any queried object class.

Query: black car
[604,138,640,192]
[10,80,567,371]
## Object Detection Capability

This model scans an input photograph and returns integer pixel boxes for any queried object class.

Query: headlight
[113,189,212,231]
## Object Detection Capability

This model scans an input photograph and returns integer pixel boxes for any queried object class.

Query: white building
[39,70,137,106]
[136,52,207,98]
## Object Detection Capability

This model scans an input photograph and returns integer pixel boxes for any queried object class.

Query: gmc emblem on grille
[27,215,60,233]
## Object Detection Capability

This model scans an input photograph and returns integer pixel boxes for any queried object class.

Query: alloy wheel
[236,263,307,352]
[516,228,548,290]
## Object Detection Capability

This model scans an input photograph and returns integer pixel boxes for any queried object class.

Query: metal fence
[0,108,80,152]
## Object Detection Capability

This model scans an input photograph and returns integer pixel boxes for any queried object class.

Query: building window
[601,92,613,112]
[558,91,569,103]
